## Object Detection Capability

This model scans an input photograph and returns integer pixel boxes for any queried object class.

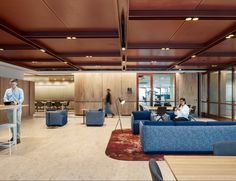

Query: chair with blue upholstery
[131,111,154,134]
[213,141,236,156]
[46,110,68,126]
[86,110,105,126]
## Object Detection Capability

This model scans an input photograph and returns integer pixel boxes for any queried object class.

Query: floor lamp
[114,97,125,131]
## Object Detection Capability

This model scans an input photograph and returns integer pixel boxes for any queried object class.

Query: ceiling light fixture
[212,65,217,67]
[161,48,170,51]
[72,37,76,40]
[64,61,68,64]
[226,34,234,39]
[192,17,199,21]
[86,56,93,58]
[32,61,37,64]
[40,49,46,53]
[191,55,196,58]
[122,47,126,51]
[185,17,192,21]
[0,48,4,51]
[66,37,72,40]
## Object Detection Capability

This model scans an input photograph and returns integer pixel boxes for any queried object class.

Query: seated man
[166,98,190,121]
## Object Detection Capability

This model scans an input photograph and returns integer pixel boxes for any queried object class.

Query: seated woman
[166,98,190,121]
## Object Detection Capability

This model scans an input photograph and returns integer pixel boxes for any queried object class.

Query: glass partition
[201,74,208,114]
[220,70,232,118]
[138,75,151,107]
[209,72,219,116]
[153,74,175,107]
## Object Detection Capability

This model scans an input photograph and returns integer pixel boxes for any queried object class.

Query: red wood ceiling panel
[127,62,174,66]
[170,20,236,44]
[68,57,121,64]
[0,0,66,32]
[44,0,119,30]
[128,20,184,43]
[197,0,236,10]
[36,38,120,53]
[206,39,236,52]
[22,61,71,68]
[81,66,121,70]
[183,57,236,65]
[127,49,192,57]
[129,0,201,10]
[0,50,54,59]
[0,30,26,45]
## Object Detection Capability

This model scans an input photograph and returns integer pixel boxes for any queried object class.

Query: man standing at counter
[3,79,24,144]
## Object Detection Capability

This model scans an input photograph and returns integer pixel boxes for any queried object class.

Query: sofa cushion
[207,121,236,126]
[144,121,175,126]
[175,121,207,126]
[132,111,151,120]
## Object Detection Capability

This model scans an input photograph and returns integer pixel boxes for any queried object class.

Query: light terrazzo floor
[0,113,176,181]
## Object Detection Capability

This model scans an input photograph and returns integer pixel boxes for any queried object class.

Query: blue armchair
[46,110,68,126]
[131,111,155,134]
[86,110,105,126]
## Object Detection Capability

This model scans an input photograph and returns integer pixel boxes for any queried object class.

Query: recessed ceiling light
[66,37,72,40]
[192,17,199,21]
[185,17,192,21]
[86,56,93,58]
[0,48,4,51]
[161,48,165,50]
[32,61,37,64]
[64,61,68,64]
[71,37,77,40]
[122,47,126,51]
[165,48,170,50]
[226,34,234,39]
[40,49,46,53]
[191,55,196,58]
[212,65,217,67]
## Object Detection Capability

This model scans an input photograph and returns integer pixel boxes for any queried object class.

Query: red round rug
[105,129,164,161]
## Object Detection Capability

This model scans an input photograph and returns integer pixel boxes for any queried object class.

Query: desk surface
[0,104,28,110]
[148,106,174,111]
[165,156,236,181]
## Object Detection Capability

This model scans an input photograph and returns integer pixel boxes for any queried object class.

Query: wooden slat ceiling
[0,0,236,71]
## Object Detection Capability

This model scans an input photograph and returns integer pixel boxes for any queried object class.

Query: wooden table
[148,106,174,111]
[165,156,236,181]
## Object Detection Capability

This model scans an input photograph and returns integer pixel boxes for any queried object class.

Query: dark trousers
[174,117,189,121]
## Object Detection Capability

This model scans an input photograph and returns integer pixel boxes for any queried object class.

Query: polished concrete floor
[0,113,176,180]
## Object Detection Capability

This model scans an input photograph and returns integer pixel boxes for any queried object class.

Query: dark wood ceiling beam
[23,31,119,39]
[168,23,236,69]
[74,62,121,66]
[128,43,203,49]
[129,10,236,20]
[199,52,236,57]
[127,65,168,69]
[127,56,180,62]
[0,44,35,50]
[0,21,79,70]
[5,59,58,62]
[59,52,120,57]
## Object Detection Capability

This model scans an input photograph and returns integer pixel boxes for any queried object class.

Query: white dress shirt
[3,87,24,106]
[175,104,190,119]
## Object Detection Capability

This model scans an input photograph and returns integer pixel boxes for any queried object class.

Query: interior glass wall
[153,74,175,107]
[201,74,208,114]
[220,70,232,118]
[209,72,219,116]
[138,74,175,109]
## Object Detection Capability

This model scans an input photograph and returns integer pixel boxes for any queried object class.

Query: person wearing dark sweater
[105,89,115,117]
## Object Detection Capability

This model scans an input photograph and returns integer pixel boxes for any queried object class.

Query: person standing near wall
[105,88,115,117]
[3,79,24,144]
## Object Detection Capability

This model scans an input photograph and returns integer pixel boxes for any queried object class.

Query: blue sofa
[140,121,236,153]
[46,110,68,126]
[131,111,155,134]
[86,110,105,126]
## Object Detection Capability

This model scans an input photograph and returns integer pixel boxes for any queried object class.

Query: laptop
[4,101,13,105]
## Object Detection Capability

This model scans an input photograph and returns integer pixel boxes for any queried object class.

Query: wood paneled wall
[176,73,198,114]
[0,77,35,124]
[74,73,136,115]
